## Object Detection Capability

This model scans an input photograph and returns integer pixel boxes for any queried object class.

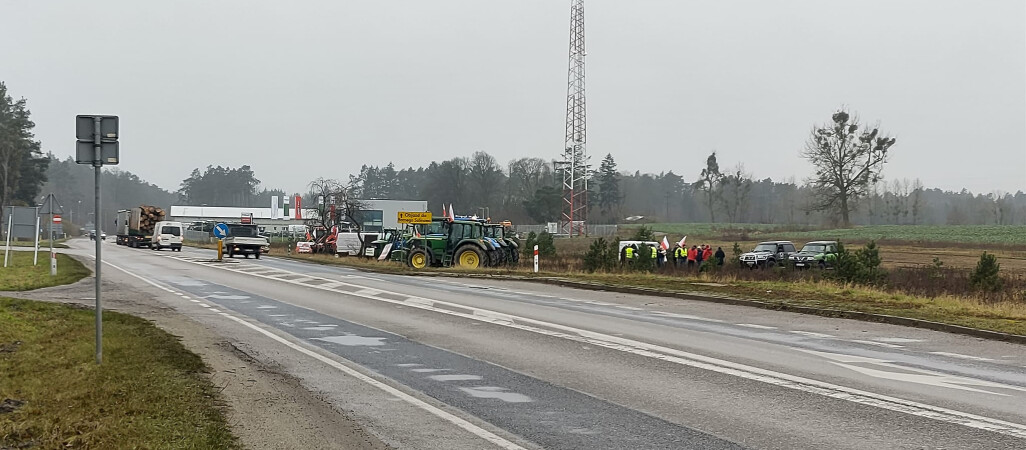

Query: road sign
[398,211,432,224]
[53,215,62,224]
[76,115,118,141]
[76,141,119,165]
[213,223,229,239]
[241,213,253,224]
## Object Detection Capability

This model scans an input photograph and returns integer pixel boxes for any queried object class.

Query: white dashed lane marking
[736,323,777,330]
[930,352,994,362]
[789,330,835,339]
[852,340,904,349]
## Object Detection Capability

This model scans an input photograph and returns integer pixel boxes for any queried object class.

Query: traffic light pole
[93,117,103,365]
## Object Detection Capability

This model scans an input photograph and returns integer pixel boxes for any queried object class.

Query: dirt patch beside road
[8,271,388,450]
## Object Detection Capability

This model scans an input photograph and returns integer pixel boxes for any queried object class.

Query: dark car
[789,241,839,269]
[739,241,796,268]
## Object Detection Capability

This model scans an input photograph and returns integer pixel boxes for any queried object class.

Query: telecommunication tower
[561,0,588,237]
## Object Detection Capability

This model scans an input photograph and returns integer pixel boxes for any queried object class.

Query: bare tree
[307,177,371,254]
[802,109,896,227]
[718,163,753,223]
[695,151,722,222]
[910,178,924,225]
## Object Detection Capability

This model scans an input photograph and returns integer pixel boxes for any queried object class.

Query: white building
[169,199,428,234]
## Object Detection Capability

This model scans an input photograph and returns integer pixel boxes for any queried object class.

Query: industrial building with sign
[169,199,428,235]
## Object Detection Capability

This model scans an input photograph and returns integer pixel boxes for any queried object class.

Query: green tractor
[402,219,495,269]
[484,223,519,266]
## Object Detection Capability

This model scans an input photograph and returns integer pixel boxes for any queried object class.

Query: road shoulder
[8,274,389,450]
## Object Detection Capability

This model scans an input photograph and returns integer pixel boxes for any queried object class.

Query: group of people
[621,241,726,269]
[670,243,725,268]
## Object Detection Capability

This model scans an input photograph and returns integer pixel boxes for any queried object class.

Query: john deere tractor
[402,219,494,269]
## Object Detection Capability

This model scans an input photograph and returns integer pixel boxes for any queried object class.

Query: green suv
[789,241,838,269]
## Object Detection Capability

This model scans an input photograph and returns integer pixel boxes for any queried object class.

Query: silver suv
[739,241,796,268]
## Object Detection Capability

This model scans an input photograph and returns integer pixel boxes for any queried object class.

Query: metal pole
[93,117,103,364]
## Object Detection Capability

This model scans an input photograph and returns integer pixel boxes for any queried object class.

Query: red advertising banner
[294,195,302,220]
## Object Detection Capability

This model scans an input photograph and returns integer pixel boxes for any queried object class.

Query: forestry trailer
[116,205,165,248]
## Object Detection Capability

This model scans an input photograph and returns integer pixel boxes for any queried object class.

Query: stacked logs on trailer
[136,205,165,234]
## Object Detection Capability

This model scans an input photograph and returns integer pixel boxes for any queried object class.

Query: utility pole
[560,0,588,237]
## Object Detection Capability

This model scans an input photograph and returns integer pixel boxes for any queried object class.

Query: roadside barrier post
[534,245,539,273]
[50,251,57,276]
[217,239,223,261]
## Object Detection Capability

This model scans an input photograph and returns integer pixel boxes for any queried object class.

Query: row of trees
[0,83,49,215]
[40,155,178,232]
[339,153,1026,227]
[178,165,286,208]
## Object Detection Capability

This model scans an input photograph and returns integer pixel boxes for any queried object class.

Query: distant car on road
[739,241,796,268]
[789,241,838,269]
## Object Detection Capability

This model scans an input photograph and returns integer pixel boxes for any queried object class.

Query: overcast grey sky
[4,0,1024,195]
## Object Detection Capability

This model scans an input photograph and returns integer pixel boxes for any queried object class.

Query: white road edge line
[168,256,1026,440]
[102,260,525,450]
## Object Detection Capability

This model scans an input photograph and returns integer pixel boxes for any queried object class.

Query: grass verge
[0,251,91,291]
[572,272,1026,336]
[269,250,1026,336]
[0,298,239,449]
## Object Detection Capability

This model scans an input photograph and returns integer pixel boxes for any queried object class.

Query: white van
[151,221,184,251]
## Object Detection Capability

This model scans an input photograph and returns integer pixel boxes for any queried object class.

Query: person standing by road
[687,245,698,268]
[695,244,705,266]
[703,245,713,264]
[715,246,725,266]
[673,244,684,267]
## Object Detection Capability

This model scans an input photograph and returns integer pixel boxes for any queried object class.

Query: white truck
[222,224,268,259]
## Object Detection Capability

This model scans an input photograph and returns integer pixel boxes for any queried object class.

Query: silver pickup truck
[222,224,268,259]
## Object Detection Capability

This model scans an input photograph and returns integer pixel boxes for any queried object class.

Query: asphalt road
[65,240,1026,449]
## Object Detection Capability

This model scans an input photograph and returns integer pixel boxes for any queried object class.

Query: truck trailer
[116,205,165,248]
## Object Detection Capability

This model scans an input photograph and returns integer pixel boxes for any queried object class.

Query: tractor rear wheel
[455,245,484,269]
[408,249,430,269]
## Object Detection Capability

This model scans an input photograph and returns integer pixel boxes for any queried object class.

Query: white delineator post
[533,245,539,273]
[4,211,11,267]
[50,251,57,275]
[33,216,40,265]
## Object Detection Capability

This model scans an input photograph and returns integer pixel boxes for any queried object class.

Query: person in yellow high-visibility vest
[624,244,636,266]
[673,244,685,267]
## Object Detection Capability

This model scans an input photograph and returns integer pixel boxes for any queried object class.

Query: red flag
[661,236,670,250]
[448,204,455,222]
[677,236,687,247]
[442,203,448,219]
